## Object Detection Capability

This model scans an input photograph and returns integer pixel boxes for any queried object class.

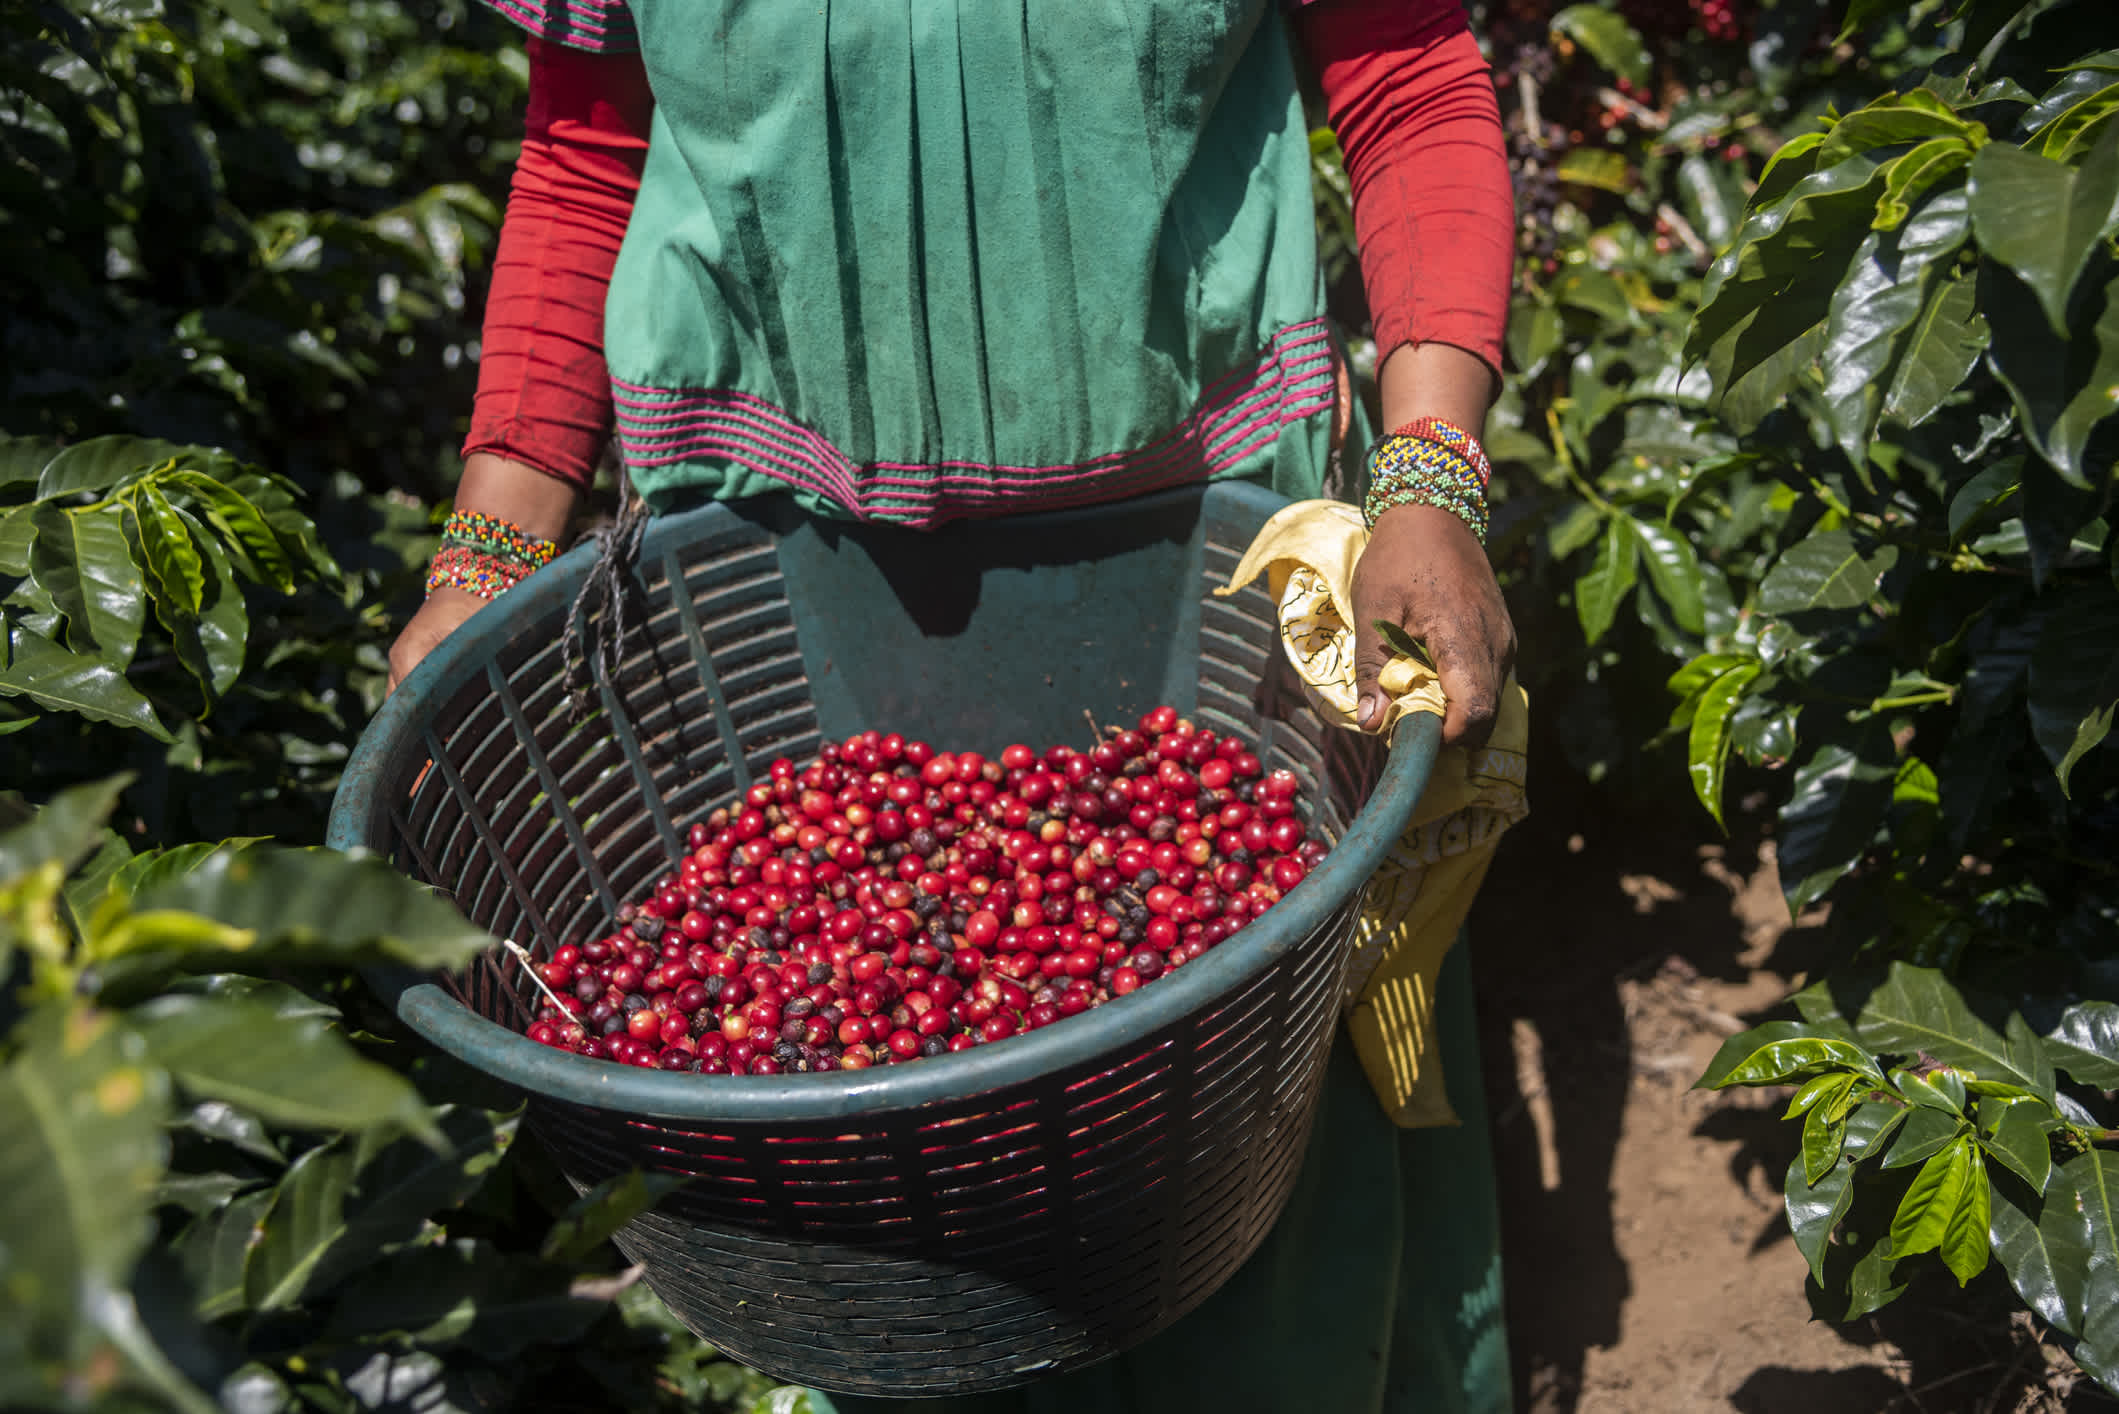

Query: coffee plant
[1440,0,2119,1386]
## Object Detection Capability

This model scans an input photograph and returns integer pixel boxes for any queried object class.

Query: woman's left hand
[1350,502,1514,748]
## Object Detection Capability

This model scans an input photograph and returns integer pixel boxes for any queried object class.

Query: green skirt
[813,939,1512,1414]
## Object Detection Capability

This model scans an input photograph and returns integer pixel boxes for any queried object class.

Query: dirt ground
[1467,781,2116,1414]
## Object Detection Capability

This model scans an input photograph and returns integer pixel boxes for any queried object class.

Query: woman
[394,2,1520,1408]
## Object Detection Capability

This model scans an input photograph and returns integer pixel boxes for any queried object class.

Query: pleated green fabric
[595,1,1333,523]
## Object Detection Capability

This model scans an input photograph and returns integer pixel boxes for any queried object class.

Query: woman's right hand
[388,452,584,694]
[388,587,489,692]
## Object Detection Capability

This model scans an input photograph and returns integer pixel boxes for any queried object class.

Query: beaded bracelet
[425,510,559,601]
[424,543,540,601]
[1363,424,1491,543]
[438,509,558,570]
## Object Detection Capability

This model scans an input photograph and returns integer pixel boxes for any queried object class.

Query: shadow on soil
[1466,752,2114,1414]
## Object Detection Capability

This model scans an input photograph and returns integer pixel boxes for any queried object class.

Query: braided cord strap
[1362,417,1493,544]
[425,509,560,601]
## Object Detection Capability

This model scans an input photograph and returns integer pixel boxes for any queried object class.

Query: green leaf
[1977,1096,2054,1192]
[164,471,298,594]
[1554,265,1636,328]
[0,436,63,493]
[1549,4,1650,83]
[1983,266,2119,486]
[1941,1159,1992,1284]
[106,840,263,904]
[2047,1001,2119,1089]
[1882,1106,1967,1169]
[541,1170,688,1264]
[117,846,494,978]
[1821,190,1973,464]
[34,438,185,500]
[1846,1238,1907,1319]
[1856,964,2056,1101]
[1992,1172,2071,1329]
[130,994,433,1137]
[1967,117,2119,337]
[2026,586,2119,795]
[1758,529,1900,613]
[1882,269,1988,430]
[1575,515,1639,646]
[1893,1067,1967,1112]
[245,1107,514,1311]
[28,503,147,665]
[323,1239,612,1361]
[1873,136,1975,230]
[1843,1097,1910,1162]
[0,1006,172,1370]
[166,504,248,698]
[1803,1096,1852,1185]
[1946,459,2021,541]
[1687,661,1763,829]
[1371,619,1435,670]
[1777,725,1897,913]
[1890,1135,1976,1257]
[0,774,132,887]
[1786,1069,1856,1121]
[2041,1149,2119,1353]
[1786,1155,1855,1284]
[172,1188,273,1320]
[1633,520,1706,635]
[0,620,169,740]
[129,485,205,617]
[1689,153,1887,420]
[1697,1020,1884,1088]
[1556,147,1631,194]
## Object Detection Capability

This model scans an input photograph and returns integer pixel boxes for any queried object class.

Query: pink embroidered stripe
[478,0,636,51]
[611,320,1336,527]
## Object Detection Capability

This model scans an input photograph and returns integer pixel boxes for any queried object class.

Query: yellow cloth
[1216,500,1529,1128]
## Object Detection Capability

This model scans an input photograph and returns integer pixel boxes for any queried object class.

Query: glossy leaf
[129,485,206,616]
[2046,1001,2119,1089]
[1758,529,1899,613]
[1892,1067,1966,1113]
[1687,661,1762,829]
[1777,726,1896,913]
[1856,964,2056,1101]
[1786,1155,1854,1284]
[2026,585,2119,795]
[1976,1096,2055,1193]
[1967,118,2119,337]
[1890,1135,1976,1257]
[0,773,131,887]
[1820,189,1971,465]
[1803,1098,1851,1185]
[1633,519,1706,635]
[34,438,183,499]
[246,1107,514,1311]
[1886,267,1989,431]
[1575,514,1640,645]
[1698,1020,1883,1088]
[2042,1149,2119,1357]
[1942,1159,1993,1284]
[165,470,298,594]
[1992,1173,2072,1330]
[173,1188,274,1320]
[1842,1098,1911,1163]
[28,503,146,665]
[167,504,247,698]
[1983,266,2119,487]
[1882,1106,1967,1169]
[1946,459,2021,541]
[1874,135,1974,230]
[0,620,169,740]
[129,994,431,1137]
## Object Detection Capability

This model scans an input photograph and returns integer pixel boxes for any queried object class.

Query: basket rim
[332,485,1442,1123]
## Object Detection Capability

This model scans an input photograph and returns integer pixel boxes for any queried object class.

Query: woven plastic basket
[328,481,1439,1397]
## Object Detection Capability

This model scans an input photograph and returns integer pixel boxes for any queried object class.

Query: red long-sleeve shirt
[463,3,1514,489]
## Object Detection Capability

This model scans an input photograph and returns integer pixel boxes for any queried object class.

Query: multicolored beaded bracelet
[424,510,560,601]
[438,509,558,570]
[1390,416,1493,490]
[424,544,540,601]
[1363,426,1491,543]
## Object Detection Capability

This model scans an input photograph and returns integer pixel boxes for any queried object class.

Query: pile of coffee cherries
[518,705,1326,1074]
